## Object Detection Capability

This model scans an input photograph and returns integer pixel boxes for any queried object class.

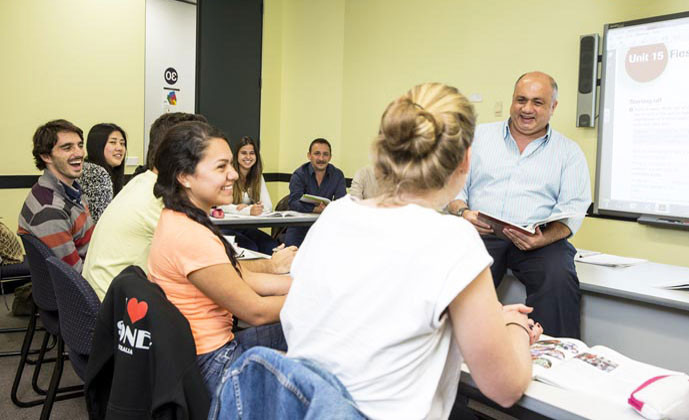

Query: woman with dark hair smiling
[147,121,290,396]
[219,136,279,254]
[79,123,127,222]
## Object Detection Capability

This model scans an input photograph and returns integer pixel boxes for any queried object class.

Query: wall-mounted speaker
[576,34,599,127]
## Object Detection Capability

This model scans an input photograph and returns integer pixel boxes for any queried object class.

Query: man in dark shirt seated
[285,138,346,246]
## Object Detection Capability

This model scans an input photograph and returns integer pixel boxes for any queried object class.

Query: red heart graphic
[127,298,148,324]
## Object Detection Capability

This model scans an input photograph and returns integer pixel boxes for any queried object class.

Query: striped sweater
[18,170,95,272]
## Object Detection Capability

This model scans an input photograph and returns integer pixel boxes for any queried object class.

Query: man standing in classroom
[18,119,94,272]
[285,138,346,246]
[448,71,591,338]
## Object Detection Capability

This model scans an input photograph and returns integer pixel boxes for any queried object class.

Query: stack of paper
[575,251,647,268]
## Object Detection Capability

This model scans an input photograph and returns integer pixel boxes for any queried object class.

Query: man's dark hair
[32,119,83,170]
[308,138,331,153]
[146,112,208,170]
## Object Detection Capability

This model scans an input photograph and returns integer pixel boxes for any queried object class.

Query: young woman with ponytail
[281,83,542,418]
[147,121,291,396]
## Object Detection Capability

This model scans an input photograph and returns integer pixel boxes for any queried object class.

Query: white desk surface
[575,260,689,311]
[460,366,641,420]
[210,213,319,228]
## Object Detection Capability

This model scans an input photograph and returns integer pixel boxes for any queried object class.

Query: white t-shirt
[281,196,492,419]
[220,176,272,215]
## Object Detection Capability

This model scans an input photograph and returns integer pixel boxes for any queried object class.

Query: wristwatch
[455,207,469,217]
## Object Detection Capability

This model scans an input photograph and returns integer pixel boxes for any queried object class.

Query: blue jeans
[221,228,279,255]
[196,323,287,397]
[284,226,309,247]
[209,347,366,419]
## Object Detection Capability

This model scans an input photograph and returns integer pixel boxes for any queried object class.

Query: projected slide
[597,14,689,219]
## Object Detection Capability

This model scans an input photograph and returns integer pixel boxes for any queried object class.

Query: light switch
[494,101,503,117]
[125,156,139,166]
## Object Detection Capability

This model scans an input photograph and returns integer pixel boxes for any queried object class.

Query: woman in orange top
[147,121,291,396]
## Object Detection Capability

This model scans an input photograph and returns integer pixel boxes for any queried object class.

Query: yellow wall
[2,0,687,267]
[0,0,145,228]
[262,0,689,266]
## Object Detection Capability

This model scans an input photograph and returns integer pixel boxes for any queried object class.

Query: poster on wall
[163,87,179,113]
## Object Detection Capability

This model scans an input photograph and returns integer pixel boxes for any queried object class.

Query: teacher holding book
[448,71,591,338]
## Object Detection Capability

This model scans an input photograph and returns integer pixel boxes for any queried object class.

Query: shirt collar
[40,170,83,204]
[307,163,331,178]
[503,119,552,144]
[61,180,83,203]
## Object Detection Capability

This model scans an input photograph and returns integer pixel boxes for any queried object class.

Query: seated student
[83,113,208,300]
[219,136,279,254]
[281,83,542,419]
[148,121,291,396]
[349,164,379,200]
[83,113,296,301]
[18,119,94,272]
[79,123,127,222]
[284,138,346,246]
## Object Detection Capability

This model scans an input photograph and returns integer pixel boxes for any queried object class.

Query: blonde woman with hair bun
[281,83,541,419]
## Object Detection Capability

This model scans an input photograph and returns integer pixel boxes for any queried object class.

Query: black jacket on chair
[85,265,209,420]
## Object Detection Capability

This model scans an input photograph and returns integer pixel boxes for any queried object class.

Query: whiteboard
[595,11,689,221]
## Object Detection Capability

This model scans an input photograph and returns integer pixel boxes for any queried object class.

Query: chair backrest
[19,234,58,312]
[272,194,291,240]
[46,256,100,357]
[85,266,210,419]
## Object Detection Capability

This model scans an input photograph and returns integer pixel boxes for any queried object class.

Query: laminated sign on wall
[163,67,179,113]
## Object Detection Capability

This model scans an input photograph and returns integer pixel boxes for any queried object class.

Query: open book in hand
[477,211,584,240]
[299,194,331,206]
[530,338,685,406]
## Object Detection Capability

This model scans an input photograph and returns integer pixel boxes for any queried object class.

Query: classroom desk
[498,259,689,373]
[210,213,319,229]
[457,367,641,420]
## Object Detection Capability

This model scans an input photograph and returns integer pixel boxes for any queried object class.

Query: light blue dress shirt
[457,120,591,235]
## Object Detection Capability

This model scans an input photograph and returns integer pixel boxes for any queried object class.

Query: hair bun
[379,98,442,158]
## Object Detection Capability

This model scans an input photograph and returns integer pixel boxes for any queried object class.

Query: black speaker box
[576,34,599,127]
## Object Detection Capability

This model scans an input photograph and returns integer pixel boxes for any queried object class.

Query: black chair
[271,194,290,242]
[85,266,210,419]
[46,256,100,380]
[15,234,82,418]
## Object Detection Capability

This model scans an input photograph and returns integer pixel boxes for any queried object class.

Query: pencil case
[628,374,689,419]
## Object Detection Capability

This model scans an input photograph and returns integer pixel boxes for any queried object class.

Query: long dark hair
[153,121,240,273]
[232,136,263,204]
[86,123,127,194]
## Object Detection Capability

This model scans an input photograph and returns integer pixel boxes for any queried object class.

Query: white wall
[143,0,196,164]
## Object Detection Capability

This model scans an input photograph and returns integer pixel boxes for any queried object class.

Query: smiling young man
[285,138,346,246]
[18,119,95,272]
[448,72,591,338]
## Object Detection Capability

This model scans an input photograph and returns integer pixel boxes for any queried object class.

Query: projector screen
[595,11,689,221]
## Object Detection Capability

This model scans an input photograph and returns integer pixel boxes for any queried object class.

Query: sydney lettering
[117,320,152,354]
